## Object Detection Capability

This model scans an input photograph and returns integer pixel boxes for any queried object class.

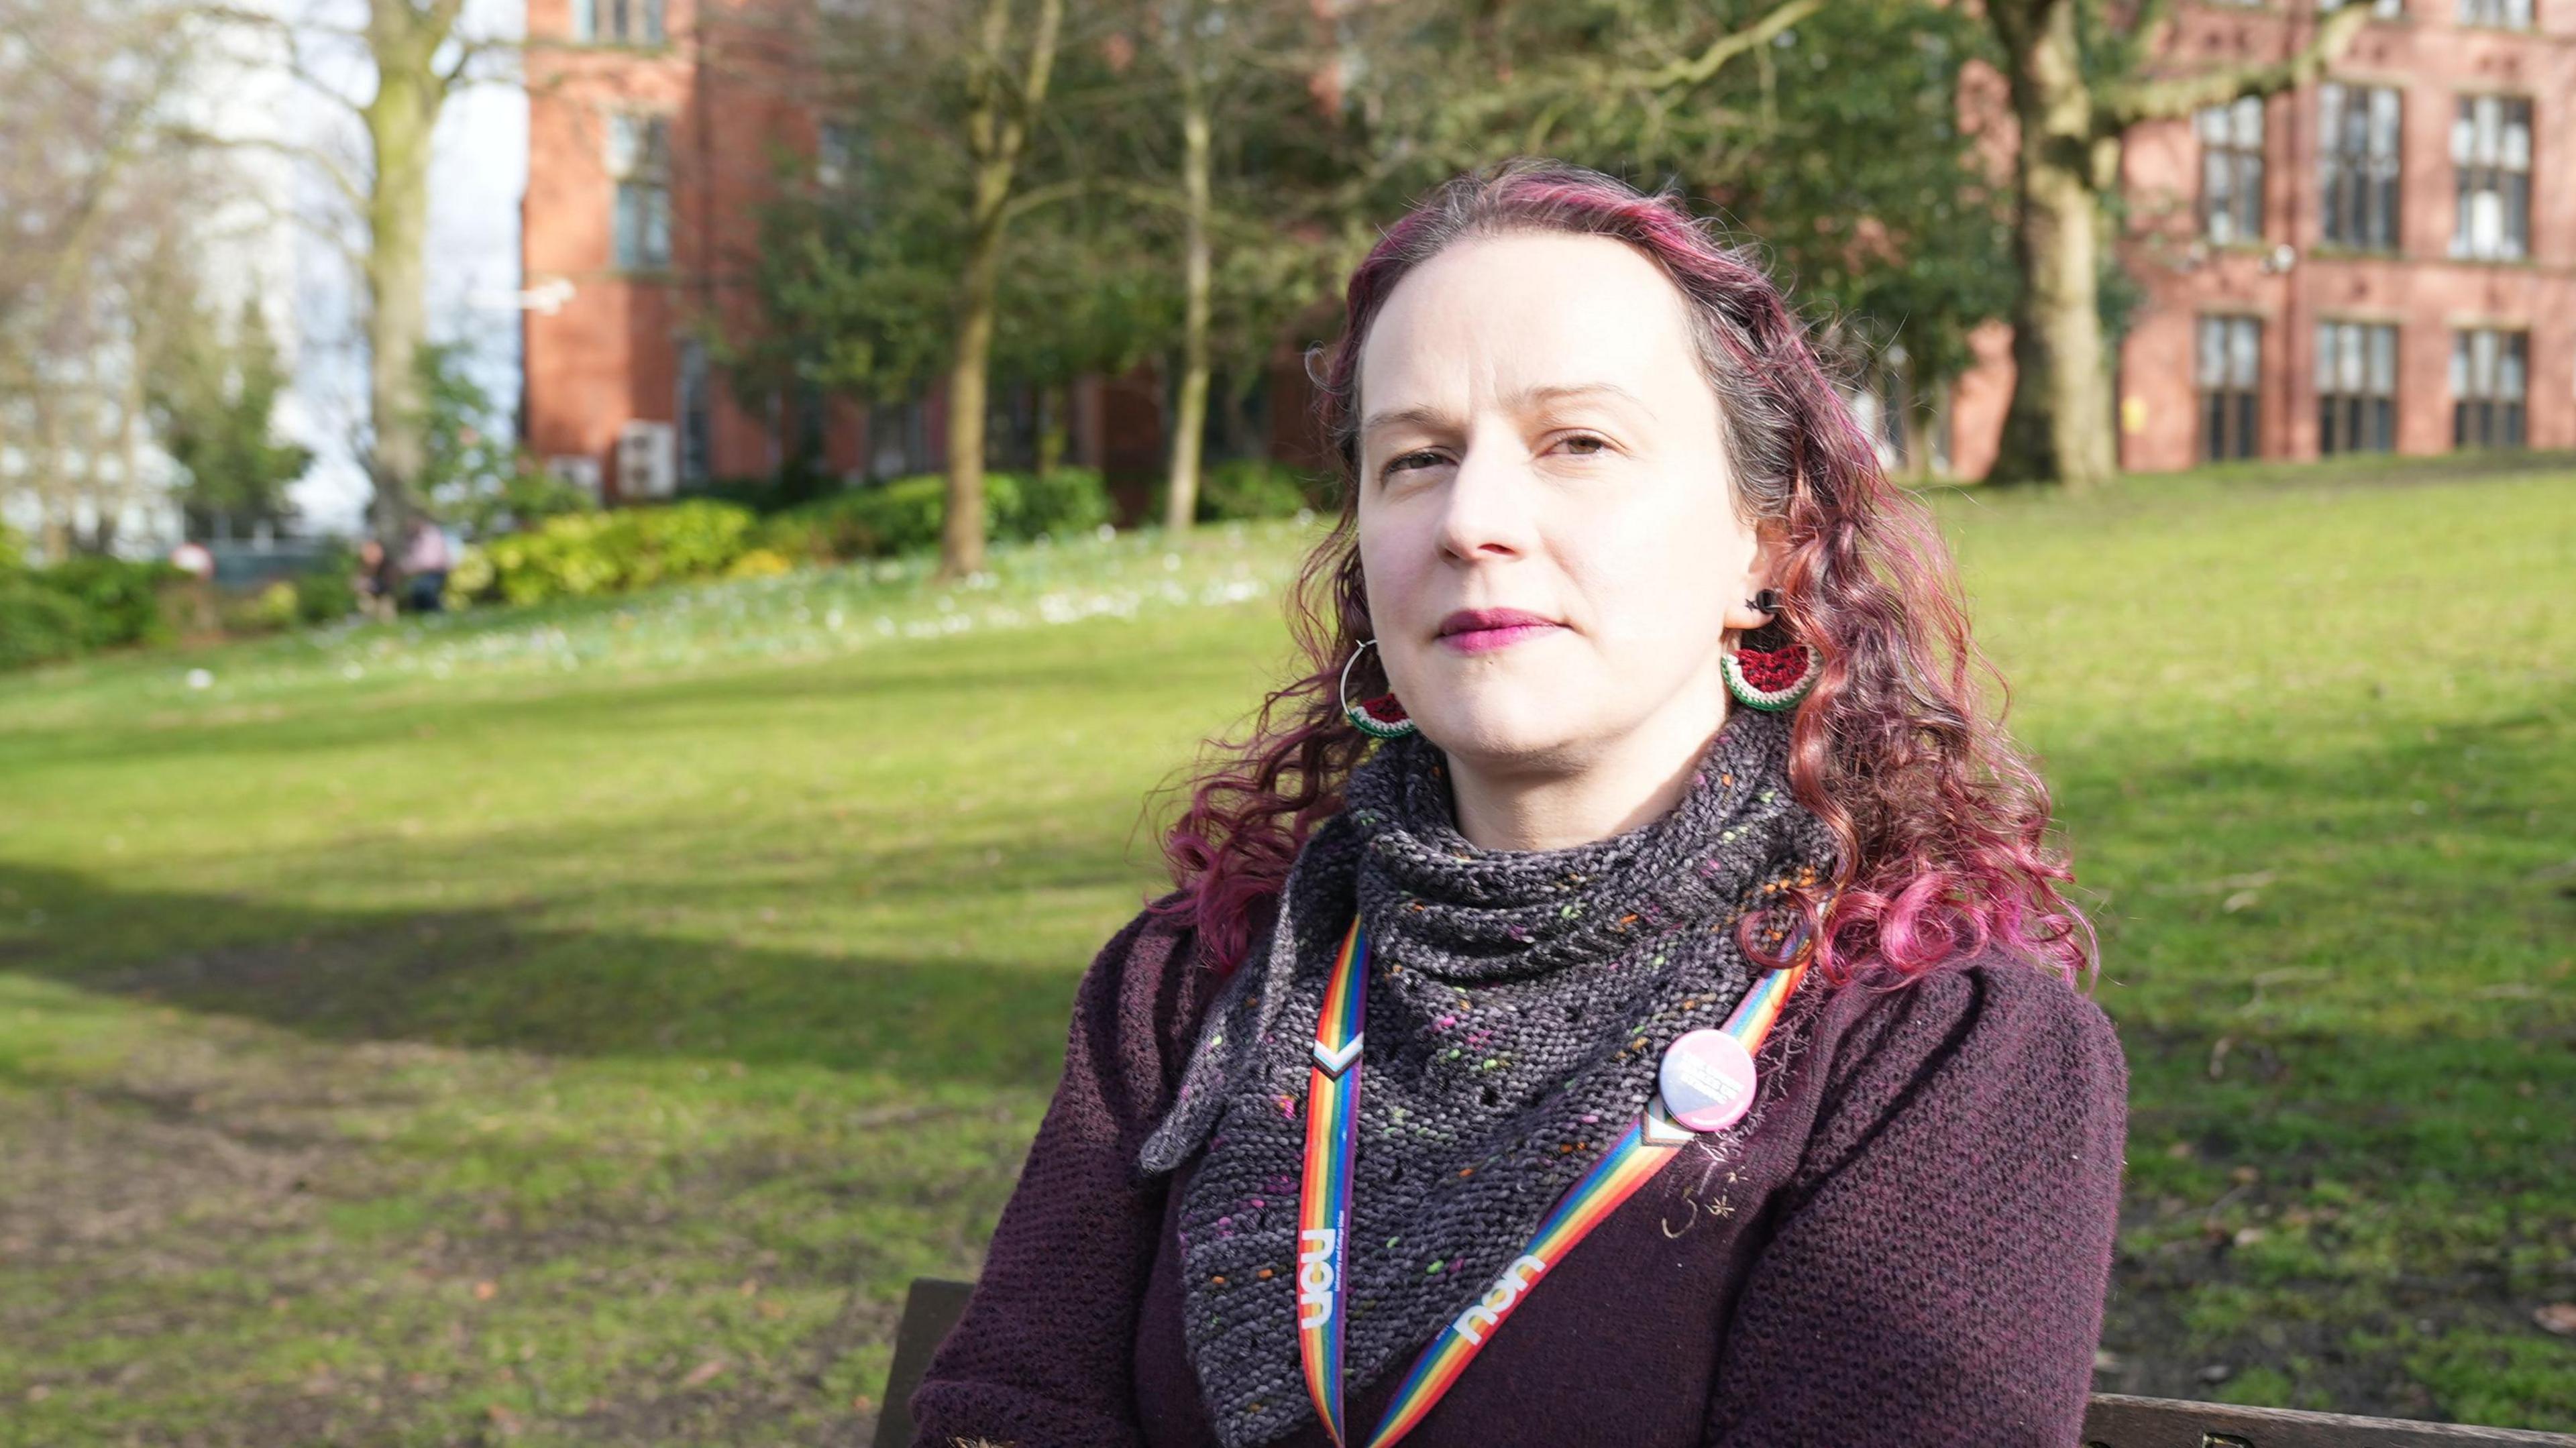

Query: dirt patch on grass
[0,1006,945,1446]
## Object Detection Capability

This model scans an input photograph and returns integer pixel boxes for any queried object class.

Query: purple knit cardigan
[909,894,2129,1448]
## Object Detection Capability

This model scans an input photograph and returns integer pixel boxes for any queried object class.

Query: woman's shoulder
[1067,887,1238,1094]
[1789,946,2129,1186]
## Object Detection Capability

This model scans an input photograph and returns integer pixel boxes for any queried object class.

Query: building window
[2198,315,2262,461]
[572,0,663,44]
[793,379,827,468]
[2451,329,2526,447]
[2316,321,2396,455]
[2450,97,2531,260]
[606,113,672,272]
[2196,97,2265,246]
[676,337,711,484]
[817,121,857,188]
[2321,0,2404,14]
[817,121,877,227]
[2319,84,2401,251]
[2456,0,2531,26]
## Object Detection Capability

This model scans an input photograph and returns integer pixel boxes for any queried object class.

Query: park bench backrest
[871,1278,2576,1448]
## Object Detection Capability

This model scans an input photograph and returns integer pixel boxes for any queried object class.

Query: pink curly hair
[1146,158,2097,994]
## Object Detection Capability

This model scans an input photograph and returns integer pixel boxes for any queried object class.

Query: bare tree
[1128,0,1342,534]
[0,0,210,557]
[942,0,1065,579]
[189,0,512,540]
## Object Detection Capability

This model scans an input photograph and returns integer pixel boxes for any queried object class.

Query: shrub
[31,556,186,650]
[0,555,189,671]
[460,499,761,607]
[0,579,89,671]
[445,547,496,609]
[1185,458,1320,522]
[759,467,1114,563]
[294,545,360,624]
[991,465,1112,541]
[220,581,301,635]
[725,547,794,580]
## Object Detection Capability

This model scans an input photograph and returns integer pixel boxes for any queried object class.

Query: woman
[908,159,2127,1448]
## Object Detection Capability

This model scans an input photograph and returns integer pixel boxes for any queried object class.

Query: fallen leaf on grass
[682,1358,727,1388]
[2537,1303,2576,1335]
[473,1280,498,1301]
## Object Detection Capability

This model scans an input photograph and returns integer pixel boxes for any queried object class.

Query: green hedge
[0,579,95,671]
[293,544,360,624]
[1190,458,1325,522]
[761,467,1113,564]
[457,499,761,608]
[0,555,189,671]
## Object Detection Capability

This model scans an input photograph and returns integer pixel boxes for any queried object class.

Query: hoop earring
[1721,590,1821,712]
[1340,639,1417,738]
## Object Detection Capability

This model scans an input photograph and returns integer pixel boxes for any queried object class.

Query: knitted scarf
[1136,704,1841,1448]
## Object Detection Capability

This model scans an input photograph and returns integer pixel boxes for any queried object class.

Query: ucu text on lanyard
[1295,911,1819,1448]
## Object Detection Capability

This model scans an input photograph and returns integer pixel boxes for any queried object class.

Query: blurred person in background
[354,538,399,623]
[400,515,451,613]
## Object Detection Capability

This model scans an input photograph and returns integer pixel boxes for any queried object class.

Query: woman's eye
[1380,449,1443,479]
[1560,433,1610,456]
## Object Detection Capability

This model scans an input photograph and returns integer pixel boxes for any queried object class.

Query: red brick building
[518,0,1322,510]
[522,0,2572,496]
[1947,0,2575,474]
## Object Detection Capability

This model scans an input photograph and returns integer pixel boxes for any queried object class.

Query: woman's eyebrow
[1360,382,1653,440]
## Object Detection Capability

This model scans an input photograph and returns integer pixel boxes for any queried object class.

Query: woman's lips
[1438,620,1563,654]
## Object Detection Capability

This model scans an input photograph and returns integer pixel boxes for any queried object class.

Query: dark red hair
[1147,158,2096,994]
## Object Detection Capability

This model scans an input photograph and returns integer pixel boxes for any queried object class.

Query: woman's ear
[1723,520,1792,632]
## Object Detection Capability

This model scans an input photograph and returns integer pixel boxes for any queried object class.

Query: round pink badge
[1658,1028,1759,1133]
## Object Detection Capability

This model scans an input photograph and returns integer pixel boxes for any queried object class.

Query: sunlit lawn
[1,457,2569,1444]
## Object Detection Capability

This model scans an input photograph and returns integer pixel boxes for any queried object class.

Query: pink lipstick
[1436,608,1564,655]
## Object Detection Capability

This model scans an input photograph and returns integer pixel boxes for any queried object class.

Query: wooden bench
[870,1277,2576,1448]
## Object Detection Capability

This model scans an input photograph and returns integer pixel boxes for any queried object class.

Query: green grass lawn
[1,461,2570,1444]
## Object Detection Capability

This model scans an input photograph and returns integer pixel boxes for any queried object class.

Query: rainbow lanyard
[1295,914,1815,1448]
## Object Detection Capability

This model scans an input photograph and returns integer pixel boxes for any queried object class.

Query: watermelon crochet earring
[1339,638,1417,739]
[1721,588,1821,712]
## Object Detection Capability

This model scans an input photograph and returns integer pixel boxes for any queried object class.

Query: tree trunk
[1161,75,1214,534]
[1899,347,1937,480]
[1036,381,1070,476]
[938,0,1064,581]
[941,158,1010,579]
[364,63,436,541]
[1986,0,2115,490]
[34,368,68,561]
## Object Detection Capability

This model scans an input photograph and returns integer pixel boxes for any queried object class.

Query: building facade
[523,0,2571,499]
[1989,0,2575,471]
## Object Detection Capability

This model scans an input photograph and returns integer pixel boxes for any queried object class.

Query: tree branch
[158,126,369,217]
[2092,3,2367,132]
[1639,0,1824,91]
[998,174,1092,224]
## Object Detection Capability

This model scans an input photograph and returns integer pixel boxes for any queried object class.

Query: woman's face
[1353,230,1782,774]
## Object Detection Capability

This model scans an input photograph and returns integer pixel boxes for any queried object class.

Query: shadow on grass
[0,857,1128,1091]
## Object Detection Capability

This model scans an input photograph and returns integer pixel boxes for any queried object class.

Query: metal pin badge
[1658,1028,1759,1133]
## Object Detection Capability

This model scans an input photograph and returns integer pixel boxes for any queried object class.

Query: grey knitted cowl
[1135,703,1841,1448]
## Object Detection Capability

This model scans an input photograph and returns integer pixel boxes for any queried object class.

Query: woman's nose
[1436,436,1542,563]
